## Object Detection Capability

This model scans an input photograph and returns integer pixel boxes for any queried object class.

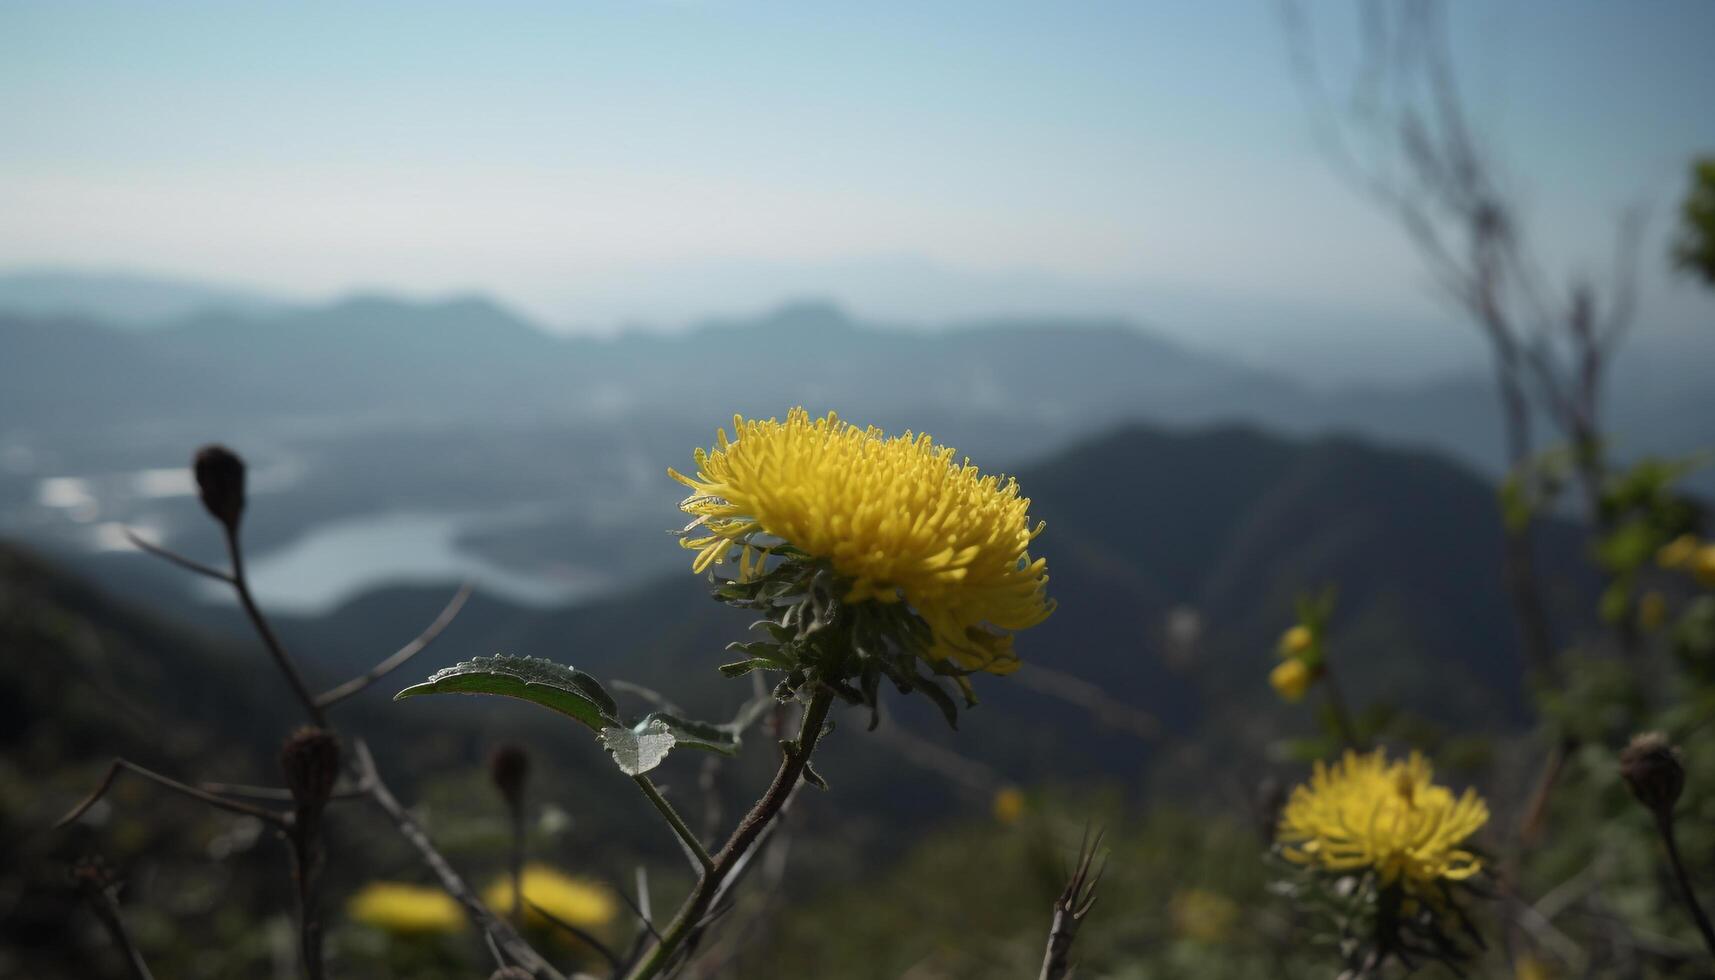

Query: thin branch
[223,526,326,726]
[315,583,473,708]
[71,860,155,980]
[197,781,368,802]
[123,527,233,584]
[526,899,624,973]
[1038,825,1107,980]
[1656,813,1715,961]
[351,741,566,980]
[56,758,286,829]
[633,775,715,874]
[622,686,836,980]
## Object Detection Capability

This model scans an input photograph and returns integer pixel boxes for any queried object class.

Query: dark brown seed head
[1620,731,1685,819]
[193,444,247,531]
[280,727,341,811]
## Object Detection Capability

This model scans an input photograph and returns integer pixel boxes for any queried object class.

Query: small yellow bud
[1514,954,1555,980]
[1270,658,1313,703]
[1277,624,1313,658]
[992,785,1026,825]
[1657,533,1699,570]
[1637,591,1668,632]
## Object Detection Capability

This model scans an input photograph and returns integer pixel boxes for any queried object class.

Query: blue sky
[3,1,1712,379]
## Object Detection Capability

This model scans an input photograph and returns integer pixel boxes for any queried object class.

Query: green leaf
[638,711,741,755]
[395,654,620,731]
[600,719,677,776]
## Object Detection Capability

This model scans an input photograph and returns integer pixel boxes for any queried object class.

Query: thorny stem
[633,775,715,873]
[224,526,326,727]
[623,685,836,980]
[1038,826,1106,980]
[1655,812,1715,961]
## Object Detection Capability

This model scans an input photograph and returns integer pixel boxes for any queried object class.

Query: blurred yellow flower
[1638,591,1668,632]
[484,864,617,929]
[992,785,1026,825]
[670,408,1054,673]
[1277,624,1313,658]
[1169,888,1239,944]
[346,882,465,934]
[1514,954,1556,980]
[1279,748,1488,895]
[1657,533,1699,569]
[1694,544,1715,588]
[1270,658,1313,703]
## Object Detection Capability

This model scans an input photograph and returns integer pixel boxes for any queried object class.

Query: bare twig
[315,583,473,708]
[222,526,326,726]
[71,858,155,980]
[526,899,624,973]
[1654,812,1715,961]
[1038,826,1106,980]
[352,741,567,980]
[56,758,286,829]
[123,527,234,584]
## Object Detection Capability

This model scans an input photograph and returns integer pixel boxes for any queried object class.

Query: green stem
[634,775,715,873]
[624,686,835,980]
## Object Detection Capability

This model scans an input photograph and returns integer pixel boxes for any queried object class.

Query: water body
[197,510,607,613]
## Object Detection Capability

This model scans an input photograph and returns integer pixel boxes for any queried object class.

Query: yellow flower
[1278,624,1313,658]
[1657,533,1699,569]
[347,882,465,934]
[992,785,1026,825]
[670,408,1054,673]
[484,864,617,929]
[1278,748,1488,895]
[1514,954,1556,980]
[1169,888,1238,944]
[1637,591,1668,632]
[1270,658,1313,702]
[1694,544,1715,588]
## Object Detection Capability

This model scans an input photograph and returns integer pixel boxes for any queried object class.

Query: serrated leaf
[639,712,740,755]
[395,654,620,731]
[601,720,677,775]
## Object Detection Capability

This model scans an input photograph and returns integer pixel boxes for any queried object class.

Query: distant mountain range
[3,276,1710,477]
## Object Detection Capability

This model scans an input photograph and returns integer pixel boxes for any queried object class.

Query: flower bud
[1619,731,1684,819]
[193,444,247,531]
[1277,624,1313,658]
[489,742,530,812]
[280,727,341,813]
[1269,658,1314,703]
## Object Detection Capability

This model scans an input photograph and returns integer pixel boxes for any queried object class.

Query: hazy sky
[3,1,1713,379]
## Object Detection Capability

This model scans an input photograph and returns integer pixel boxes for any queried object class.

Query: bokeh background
[3,2,1714,977]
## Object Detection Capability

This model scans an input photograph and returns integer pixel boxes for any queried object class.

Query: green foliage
[708,547,978,728]
[396,654,622,731]
[1674,156,1715,287]
[396,655,744,776]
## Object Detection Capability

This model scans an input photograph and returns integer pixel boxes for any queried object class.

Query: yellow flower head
[347,882,465,934]
[1278,624,1313,658]
[1694,544,1715,588]
[1278,748,1488,894]
[992,785,1026,825]
[670,408,1054,673]
[1169,888,1239,944]
[484,864,617,929]
[1657,533,1699,570]
[1270,658,1314,703]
